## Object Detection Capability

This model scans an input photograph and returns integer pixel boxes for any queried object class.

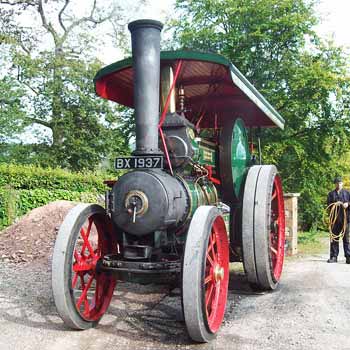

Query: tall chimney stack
[128,19,164,155]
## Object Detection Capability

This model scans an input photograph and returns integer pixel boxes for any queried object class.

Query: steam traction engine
[52,19,286,342]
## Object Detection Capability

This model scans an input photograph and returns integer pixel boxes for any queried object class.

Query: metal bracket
[217,202,231,214]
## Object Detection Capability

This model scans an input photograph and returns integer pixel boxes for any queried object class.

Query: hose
[324,202,347,242]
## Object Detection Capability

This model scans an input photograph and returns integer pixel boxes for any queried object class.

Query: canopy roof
[94,51,284,129]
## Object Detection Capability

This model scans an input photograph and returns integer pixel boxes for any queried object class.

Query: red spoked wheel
[242,165,285,290]
[270,175,285,282]
[52,204,118,329]
[182,206,229,342]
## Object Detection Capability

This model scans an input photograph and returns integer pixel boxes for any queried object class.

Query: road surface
[0,253,349,350]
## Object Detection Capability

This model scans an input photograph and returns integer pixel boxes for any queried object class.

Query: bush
[0,164,114,229]
[0,186,18,228]
[0,163,110,192]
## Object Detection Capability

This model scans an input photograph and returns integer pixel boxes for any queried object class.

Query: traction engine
[52,19,286,342]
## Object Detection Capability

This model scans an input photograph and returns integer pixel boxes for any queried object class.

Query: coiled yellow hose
[324,202,347,242]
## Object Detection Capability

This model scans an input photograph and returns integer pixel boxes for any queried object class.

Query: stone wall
[284,193,300,255]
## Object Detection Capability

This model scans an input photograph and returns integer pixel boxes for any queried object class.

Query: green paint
[231,119,250,198]
[93,50,230,82]
[179,178,217,218]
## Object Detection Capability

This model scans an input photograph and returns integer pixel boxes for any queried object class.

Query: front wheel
[52,204,118,329]
[182,206,229,342]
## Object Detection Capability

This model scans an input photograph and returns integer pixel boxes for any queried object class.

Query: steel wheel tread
[52,204,117,329]
[242,165,285,291]
[242,165,262,284]
[182,206,229,342]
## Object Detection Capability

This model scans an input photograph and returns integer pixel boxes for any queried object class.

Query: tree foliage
[0,76,27,142]
[0,0,134,170]
[171,0,350,229]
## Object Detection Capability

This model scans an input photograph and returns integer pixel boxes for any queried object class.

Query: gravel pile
[0,200,76,264]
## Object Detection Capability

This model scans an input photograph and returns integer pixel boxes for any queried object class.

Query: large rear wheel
[182,206,229,342]
[52,204,118,329]
[242,165,285,290]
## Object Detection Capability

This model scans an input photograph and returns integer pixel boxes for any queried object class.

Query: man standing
[327,176,350,263]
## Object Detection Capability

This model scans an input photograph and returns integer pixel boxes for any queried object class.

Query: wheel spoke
[79,274,86,290]
[79,218,93,256]
[205,283,215,308]
[74,249,82,262]
[77,273,95,309]
[204,274,213,285]
[210,231,216,244]
[208,233,218,262]
[271,189,277,201]
[80,227,95,257]
[270,246,278,255]
[207,253,215,267]
[83,298,90,316]
[209,281,221,319]
[72,272,78,288]
[93,276,101,309]
[86,217,93,237]
[207,239,216,261]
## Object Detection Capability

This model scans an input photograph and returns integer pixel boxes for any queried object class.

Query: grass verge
[294,230,329,256]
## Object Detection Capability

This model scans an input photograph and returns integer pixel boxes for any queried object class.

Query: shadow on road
[0,262,266,348]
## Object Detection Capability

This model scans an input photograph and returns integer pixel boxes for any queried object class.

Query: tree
[171,0,350,229]
[0,76,27,142]
[0,0,139,170]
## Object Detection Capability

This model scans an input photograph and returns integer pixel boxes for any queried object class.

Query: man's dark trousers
[330,221,350,258]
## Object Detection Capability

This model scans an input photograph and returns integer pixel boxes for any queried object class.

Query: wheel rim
[270,175,285,281]
[204,216,229,333]
[71,213,116,321]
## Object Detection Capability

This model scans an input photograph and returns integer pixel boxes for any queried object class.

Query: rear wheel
[242,165,285,290]
[182,206,229,342]
[52,204,118,329]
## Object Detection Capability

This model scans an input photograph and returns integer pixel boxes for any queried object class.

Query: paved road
[0,254,349,350]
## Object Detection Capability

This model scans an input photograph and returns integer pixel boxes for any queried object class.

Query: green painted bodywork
[198,141,216,167]
[94,51,230,82]
[231,119,251,198]
[183,128,217,169]
[177,177,217,219]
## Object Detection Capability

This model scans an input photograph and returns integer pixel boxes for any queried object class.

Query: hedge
[0,187,103,229]
[0,164,115,229]
[0,163,110,192]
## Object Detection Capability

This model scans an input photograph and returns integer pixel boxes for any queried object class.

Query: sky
[144,0,350,49]
[11,0,350,63]
[9,0,350,143]
[316,0,350,50]
[96,0,350,64]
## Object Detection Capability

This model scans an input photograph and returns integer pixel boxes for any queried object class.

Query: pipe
[161,66,176,114]
[128,19,164,155]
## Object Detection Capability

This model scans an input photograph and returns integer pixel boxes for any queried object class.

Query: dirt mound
[0,200,76,265]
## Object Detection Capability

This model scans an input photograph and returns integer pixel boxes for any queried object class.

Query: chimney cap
[128,19,163,32]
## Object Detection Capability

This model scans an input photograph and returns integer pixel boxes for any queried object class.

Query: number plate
[115,156,164,170]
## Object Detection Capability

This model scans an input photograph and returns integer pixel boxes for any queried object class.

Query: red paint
[269,175,285,281]
[195,111,205,130]
[158,60,183,175]
[205,166,221,185]
[159,128,173,176]
[204,215,229,333]
[71,214,117,321]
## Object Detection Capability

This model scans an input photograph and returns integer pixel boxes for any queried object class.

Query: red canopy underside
[95,56,281,129]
